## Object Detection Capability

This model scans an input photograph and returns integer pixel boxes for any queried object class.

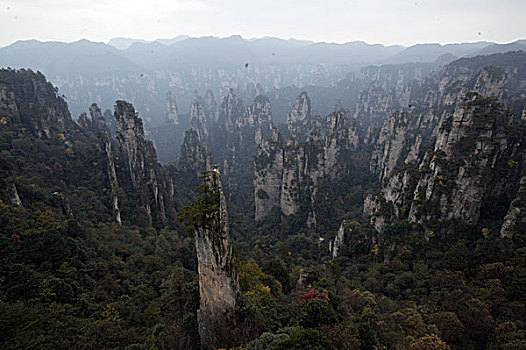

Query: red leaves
[296,288,330,307]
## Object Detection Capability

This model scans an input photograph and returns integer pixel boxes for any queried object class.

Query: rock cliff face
[353,63,435,128]
[0,69,76,139]
[179,128,209,177]
[254,128,284,221]
[365,96,525,233]
[363,52,526,233]
[205,91,274,212]
[194,168,239,350]
[190,100,208,141]
[330,220,373,259]
[114,100,166,224]
[203,89,219,123]
[0,68,198,229]
[166,91,179,125]
[254,93,363,224]
[367,52,526,183]
[219,88,244,128]
[409,95,523,225]
[0,158,22,206]
[115,101,157,189]
[500,172,526,238]
[287,91,312,137]
[79,103,107,132]
[103,132,122,225]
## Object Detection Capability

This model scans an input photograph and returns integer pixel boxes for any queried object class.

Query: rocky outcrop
[79,103,107,132]
[179,128,209,177]
[331,221,347,258]
[194,168,239,350]
[104,133,122,225]
[287,91,312,137]
[330,220,374,259]
[254,128,283,220]
[254,101,362,224]
[369,111,410,181]
[190,100,208,141]
[235,95,273,145]
[115,100,157,189]
[0,68,76,139]
[0,158,22,206]
[114,100,166,224]
[203,89,219,123]
[219,88,244,128]
[166,91,179,125]
[364,93,525,232]
[206,92,273,211]
[408,95,521,225]
[500,173,526,238]
[353,63,435,128]
[363,52,526,233]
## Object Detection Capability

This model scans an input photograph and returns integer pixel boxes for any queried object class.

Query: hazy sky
[0,0,524,47]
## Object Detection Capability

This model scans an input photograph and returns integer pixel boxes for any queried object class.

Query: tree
[273,328,336,350]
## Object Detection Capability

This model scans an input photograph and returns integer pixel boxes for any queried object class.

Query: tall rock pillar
[194,167,239,349]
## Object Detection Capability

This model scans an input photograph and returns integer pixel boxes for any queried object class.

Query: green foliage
[298,298,338,328]
[177,173,220,234]
[273,328,336,350]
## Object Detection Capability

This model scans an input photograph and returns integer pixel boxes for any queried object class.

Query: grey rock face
[219,88,244,128]
[79,103,108,132]
[0,159,22,207]
[203,90,219,123]
[0,69,75,139]
[180,128,209,176]
[254,129,283,221]
[114,100,166,224]
[287,91,312,137]
[104,133,122,225]
[190,100,208,141]
[166,91,179,125]
[363,53,526,233]
[194,168,239,350]
[365,93,525,232]
[254,103,361,224]
[500,171,526,238]
[115,100,155,189]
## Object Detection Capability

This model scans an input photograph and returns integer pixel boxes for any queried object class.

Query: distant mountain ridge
[3,36,524,73]
[0,35,523,137]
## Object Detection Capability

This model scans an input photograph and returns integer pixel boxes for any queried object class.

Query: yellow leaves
[101,304,120,324]
[429,230,435,238]
[436,175,444,180]
[36,209,66,230]
[240,260,267,288]
[245,284,272,303]
[410,334,450,350]
[65,148,74,157]
[0,116,8,125]
[507,159,519,168]
[58,133,66,141]
[372,244,379,255]
[240,260,274,303]
[0,199,9,210]
[481,227,490,239]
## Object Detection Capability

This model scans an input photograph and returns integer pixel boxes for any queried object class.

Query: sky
[0,0,524,48]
